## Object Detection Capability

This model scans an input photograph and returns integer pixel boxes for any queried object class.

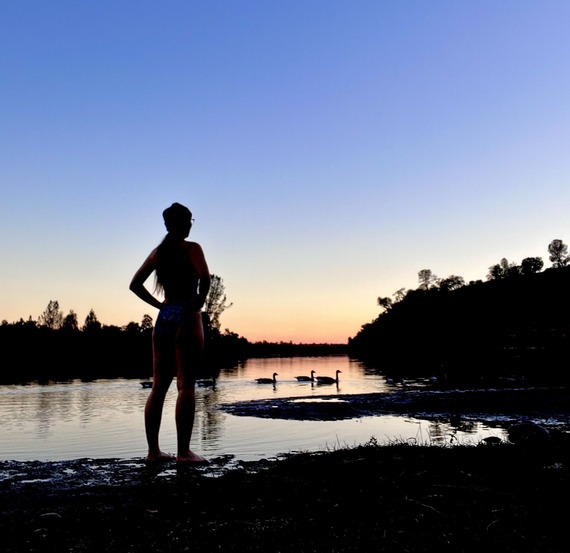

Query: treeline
[0,274,246,383]
[0,315,251,384]
[0,320,154,383]
[0,311,345,384]
[348,239,570,385]
[246,341,347,358]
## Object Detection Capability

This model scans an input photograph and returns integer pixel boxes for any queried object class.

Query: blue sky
[2,1,570,343]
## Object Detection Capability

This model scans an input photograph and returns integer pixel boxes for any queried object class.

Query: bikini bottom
[154,304,197,339]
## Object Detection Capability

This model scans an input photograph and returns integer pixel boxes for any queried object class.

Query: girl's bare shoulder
[183,241,204,253]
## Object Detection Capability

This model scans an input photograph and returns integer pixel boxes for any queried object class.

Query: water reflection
[0,356,508,462]
[197,387,224,444]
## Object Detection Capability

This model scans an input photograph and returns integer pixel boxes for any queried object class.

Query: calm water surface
[0,356,506,462]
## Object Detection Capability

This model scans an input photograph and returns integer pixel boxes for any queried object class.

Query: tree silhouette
[38,300,64,329]
[377,296,393,312]
[487,258,519,280]
[521,257,543,276]
[394,288,407,302]
[83,309,101,332]
[141,314,153,330]
[418,269,437,290]
[548,239,569,268]
[203,274,232,330]
[61,310,79,331]
[438,275,465,292]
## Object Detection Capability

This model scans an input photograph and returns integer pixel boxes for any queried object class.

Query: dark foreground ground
[2,386,570,552]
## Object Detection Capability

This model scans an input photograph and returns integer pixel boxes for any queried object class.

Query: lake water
[0,356,506,463]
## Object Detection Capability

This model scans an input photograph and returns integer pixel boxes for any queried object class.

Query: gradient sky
[2,1,570,343]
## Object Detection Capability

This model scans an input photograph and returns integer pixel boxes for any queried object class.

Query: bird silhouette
[256,372,278,384]
[316,370,342,385]
[295,370,316,382]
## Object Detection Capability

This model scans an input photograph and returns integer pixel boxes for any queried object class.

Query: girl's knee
[151,374,173,394]
[176,374,197,391]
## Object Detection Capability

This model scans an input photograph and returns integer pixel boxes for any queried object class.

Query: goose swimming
[256,372,278,384]
[316,370,341,385]
[295,370,316,382]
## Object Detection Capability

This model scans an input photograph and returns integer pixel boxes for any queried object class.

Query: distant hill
[348,266,570,384]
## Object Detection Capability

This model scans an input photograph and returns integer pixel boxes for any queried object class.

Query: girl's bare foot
[176,450,209,465]
[145,451,175,464]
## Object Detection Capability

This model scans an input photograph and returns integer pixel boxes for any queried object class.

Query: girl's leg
[174,312,207,463]
[145,332,175,462]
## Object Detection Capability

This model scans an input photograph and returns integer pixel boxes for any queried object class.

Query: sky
[2,1,570,344]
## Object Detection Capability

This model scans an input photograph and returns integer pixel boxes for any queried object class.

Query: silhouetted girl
[130,202,211,464]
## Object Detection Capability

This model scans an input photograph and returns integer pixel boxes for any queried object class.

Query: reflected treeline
[0,322,154,384]
[348,265,570,386]
[0,322,248,384]
[245,341,347,358]
[0,318,346,384]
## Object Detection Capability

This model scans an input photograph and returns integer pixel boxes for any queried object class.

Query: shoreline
[2,440,569,552]
[2,385,570,552]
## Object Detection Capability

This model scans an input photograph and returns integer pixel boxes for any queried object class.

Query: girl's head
[155,202,195,294]
[162,202,193,237]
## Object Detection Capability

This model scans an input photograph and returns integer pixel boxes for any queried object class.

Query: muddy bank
[2,440,570,553]
[219,386,570,426]
[2,386,570,552]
